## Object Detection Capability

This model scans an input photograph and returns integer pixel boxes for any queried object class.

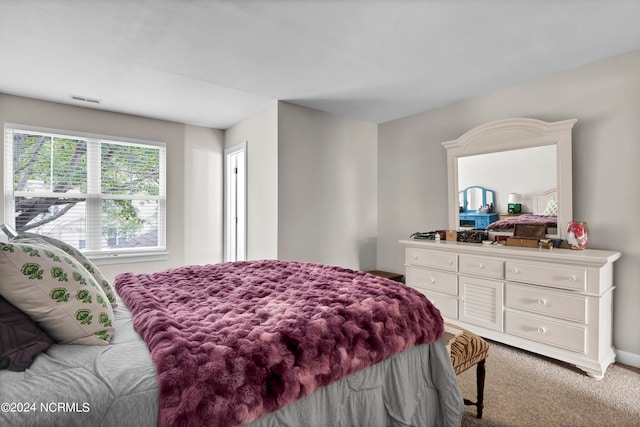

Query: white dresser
[400,239,621,379]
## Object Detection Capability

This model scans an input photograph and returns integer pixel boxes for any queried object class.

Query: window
[4,124,166,260]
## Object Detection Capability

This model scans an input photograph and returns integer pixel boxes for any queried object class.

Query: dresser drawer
[405,248,457,271]
[413,288,458,319]
[405,266,457,295]
[459,255,504,279]
[505,262,586,291]
[505,311,586,354]
[505,284,586,323]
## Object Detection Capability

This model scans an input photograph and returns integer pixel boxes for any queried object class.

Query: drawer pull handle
[447,259,453,265]
[512,267,519,274]
[537,327,546,334]
[477,263,484,269]
[413,255,419,260]
[429,277,436,284]
[568,275,577,282]
[537,298,547,306]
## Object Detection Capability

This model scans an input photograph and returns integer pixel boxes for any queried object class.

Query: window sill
[89,251,169,266]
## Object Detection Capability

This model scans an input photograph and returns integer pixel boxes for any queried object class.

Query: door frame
[224,142,247,261]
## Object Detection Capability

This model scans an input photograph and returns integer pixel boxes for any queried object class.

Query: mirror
[458,146,556,214]
[442,118,577,239]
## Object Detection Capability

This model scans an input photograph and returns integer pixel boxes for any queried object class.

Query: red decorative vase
[566,220,588,250]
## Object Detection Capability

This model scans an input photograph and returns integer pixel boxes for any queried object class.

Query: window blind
[4,124,166,256]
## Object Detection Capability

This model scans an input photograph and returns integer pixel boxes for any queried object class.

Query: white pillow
[542,199,558,216]
[14,233,117,307]
[0,240,114,345]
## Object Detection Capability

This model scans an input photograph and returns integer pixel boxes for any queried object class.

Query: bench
[445,324,489,419]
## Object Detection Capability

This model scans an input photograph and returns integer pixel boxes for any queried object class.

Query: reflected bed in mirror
[443,118,576,239]
[485,188,558,234]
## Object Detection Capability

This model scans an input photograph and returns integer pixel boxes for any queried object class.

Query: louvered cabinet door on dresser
[401,239,621,379]
[458,255,504,332]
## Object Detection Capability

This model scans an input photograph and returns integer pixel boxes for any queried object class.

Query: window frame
[3,123,168,264]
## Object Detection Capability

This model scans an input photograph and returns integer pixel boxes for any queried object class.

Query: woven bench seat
[446,325,489,419]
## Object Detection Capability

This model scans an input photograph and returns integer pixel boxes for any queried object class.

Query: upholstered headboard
[530,189,557,215]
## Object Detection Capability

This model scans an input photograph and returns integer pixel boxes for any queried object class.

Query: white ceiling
[2,1,640,129]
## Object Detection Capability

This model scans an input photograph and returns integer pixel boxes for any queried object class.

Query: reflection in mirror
[457,146,556,214]
[459,186,495,212]
[442,118,576,239]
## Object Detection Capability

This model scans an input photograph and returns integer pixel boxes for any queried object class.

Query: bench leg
[462,359,485,419]
[476,359,485,418]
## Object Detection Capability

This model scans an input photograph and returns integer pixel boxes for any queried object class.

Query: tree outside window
[5,126,166,255]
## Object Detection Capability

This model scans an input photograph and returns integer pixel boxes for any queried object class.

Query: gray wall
[224,101,378,270]
[225,102,280,260]
[183,124,225,265]
[377,50,640,361]
[278,102,378,270]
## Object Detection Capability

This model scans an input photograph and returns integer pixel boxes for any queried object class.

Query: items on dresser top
[400,239,620,379]
[410,230,488,244]
[566,220,589,250]
[506,223,547,248]
[409,231,441,240]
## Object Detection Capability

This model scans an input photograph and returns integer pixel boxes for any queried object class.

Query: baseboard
[616,349,640,368]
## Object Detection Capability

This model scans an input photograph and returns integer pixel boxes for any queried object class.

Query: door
[224,142,246,261]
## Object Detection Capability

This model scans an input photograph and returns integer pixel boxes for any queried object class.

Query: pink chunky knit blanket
[115,260,443,427]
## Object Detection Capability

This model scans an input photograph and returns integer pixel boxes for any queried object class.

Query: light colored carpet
[456,340,640,427]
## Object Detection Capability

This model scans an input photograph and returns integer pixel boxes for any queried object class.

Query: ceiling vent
[70,95,101,104]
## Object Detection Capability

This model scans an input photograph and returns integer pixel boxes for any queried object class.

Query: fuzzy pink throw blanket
[115,260,443,427]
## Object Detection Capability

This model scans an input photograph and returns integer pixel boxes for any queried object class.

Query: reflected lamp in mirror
[508,193,522,214]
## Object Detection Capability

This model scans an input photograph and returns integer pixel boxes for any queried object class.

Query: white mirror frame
[442,118,577,239]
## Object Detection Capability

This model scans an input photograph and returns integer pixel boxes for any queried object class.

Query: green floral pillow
[14,233,117,307]
[0,241,114,346]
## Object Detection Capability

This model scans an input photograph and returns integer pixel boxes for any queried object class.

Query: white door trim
[224,142,247,261]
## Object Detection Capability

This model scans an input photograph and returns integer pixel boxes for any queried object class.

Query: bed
[487,188,558,233]
[0,236,463,427]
